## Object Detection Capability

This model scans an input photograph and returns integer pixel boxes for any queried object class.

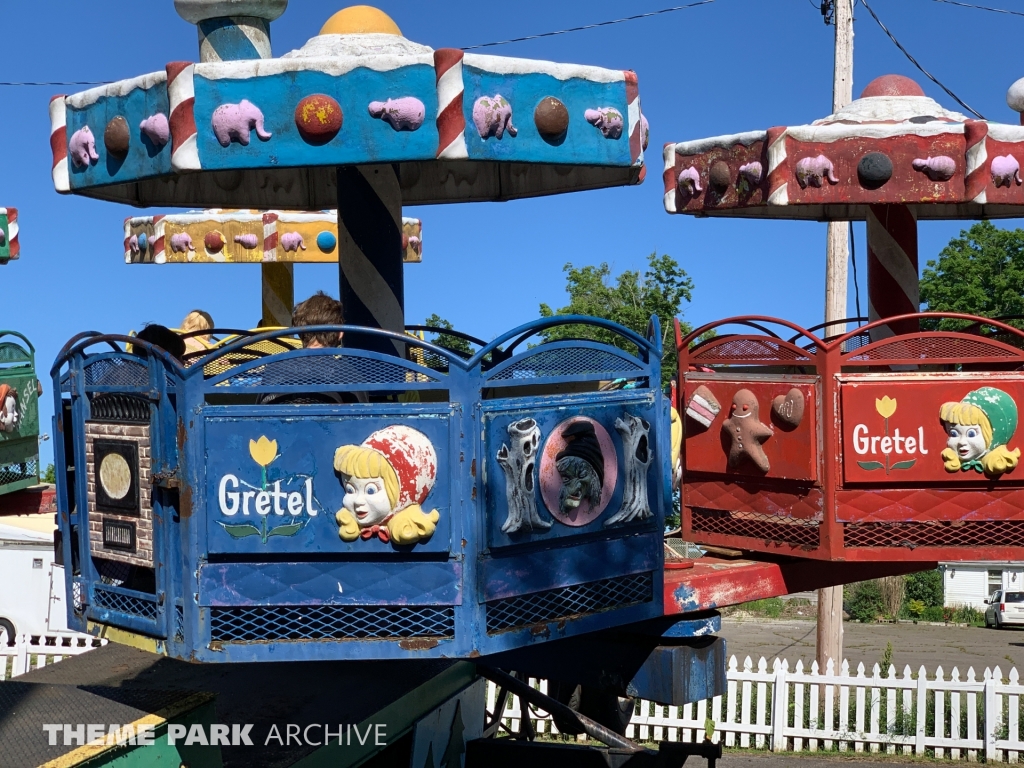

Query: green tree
[905,569,944,608]
[920,221,1024,329]
[43,463,56,484]
[847,579,884,622]
[422,314,473,358]
[538,253,695,387]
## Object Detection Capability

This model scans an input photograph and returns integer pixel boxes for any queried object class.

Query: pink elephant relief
[472,95,517,140]
[991,155,1022,188]
[139,113,170,147]
[678,166,702,195]
[739,161,763,185]
[170,233,196,253]
[69,126,99,168]
[795,155,839,189]
[585,108,624,140]
[212,100,273,147]
[281,232,306,252]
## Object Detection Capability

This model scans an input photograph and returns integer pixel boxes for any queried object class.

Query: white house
[942,562,1024,609]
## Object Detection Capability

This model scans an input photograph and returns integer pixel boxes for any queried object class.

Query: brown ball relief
[709,160,732,193]
[534,97,569,140]
[104,116,131,159]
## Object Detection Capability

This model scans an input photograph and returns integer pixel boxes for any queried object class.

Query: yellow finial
[320,6,402,36]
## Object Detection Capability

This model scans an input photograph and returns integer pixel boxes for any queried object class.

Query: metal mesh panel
[89,394,150,423]
[216,355,438,388]
[490,347,643,381]
[693,338,811,363]
[83,358,149,387]
[96,559,131,586]
[690,508,821,547]
[665,539,704,559]
[72,580,83,614]
[92,587,158,620]
[849,336,1021,363]
[209,605,455,642]
[985,332,1024,351]
[842,333,870,354]
[174,605,184,642]
[844,520,1024,548]
[485,572,653,633]
[0,459,36,486]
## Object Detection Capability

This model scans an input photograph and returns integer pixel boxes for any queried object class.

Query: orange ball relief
[295,95,343,145]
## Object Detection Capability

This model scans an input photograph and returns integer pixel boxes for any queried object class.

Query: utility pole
[818,0,853,674]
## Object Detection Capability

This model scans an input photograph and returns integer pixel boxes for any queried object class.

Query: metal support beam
[477,667,642,753]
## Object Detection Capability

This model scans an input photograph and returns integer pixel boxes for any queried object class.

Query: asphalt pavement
[718,617,1024,673]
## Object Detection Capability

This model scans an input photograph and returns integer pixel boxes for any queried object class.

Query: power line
[859,0,986,119]
[931,0,1024,18]
[0,2,720,87]
[0,80,113,86]
[461,0,717,50]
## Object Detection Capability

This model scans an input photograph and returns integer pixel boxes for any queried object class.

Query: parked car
[984,590,1024,628]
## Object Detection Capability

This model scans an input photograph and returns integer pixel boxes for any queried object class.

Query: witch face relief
[557,456,602,514]
[945,423,987,463]
[342,475,392,527]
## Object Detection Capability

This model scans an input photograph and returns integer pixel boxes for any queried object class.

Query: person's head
[180,310,214,337]
[135,324,186,361]
[292,291,344,348]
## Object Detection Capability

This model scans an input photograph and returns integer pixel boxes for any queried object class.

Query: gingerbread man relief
[721,389,773,473]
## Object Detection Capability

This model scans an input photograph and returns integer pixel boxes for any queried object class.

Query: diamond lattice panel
[209,605,454,642]
[485,573,652,633]
[686,481,823,520]
[837,488,1024,523]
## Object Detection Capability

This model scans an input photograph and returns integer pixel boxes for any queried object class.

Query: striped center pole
[197,16,272,62]
[867,204,919,340]
[177,2,292,327]
[337,165,405,355]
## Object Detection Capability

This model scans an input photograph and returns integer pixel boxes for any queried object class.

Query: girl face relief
[946,424,988,463]
[342,475,392,526]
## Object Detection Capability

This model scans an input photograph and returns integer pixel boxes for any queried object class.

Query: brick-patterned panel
[85,421,154,568]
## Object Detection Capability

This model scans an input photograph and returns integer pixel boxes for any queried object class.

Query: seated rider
[258,291,365,404]
[134,323,186,362]
[179,310,215,355]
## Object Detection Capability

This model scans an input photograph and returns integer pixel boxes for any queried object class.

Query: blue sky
[2,0,1022,466]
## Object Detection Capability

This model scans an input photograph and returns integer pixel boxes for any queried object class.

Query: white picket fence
[0,633,105,680]
[491,656,1024,762]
